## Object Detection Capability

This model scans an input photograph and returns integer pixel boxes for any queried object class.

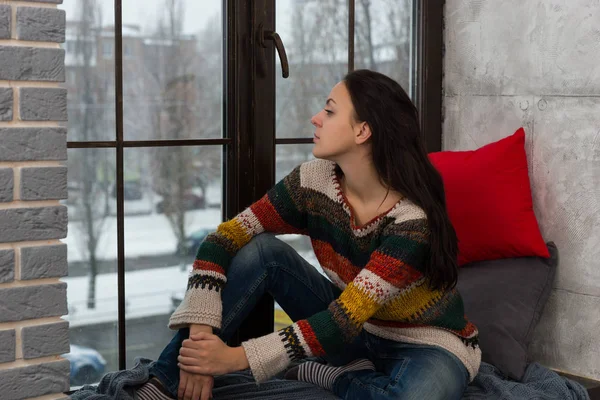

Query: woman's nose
[311,113,321,127]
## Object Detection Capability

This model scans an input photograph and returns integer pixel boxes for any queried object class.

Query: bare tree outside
[356,0,376,70]
[68,0,113,310]
[356,0,412,87]
[276,0,347,141]
[189,15,223,199]
[143,0,221,260]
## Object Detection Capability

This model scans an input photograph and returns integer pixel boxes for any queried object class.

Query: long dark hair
[343,69,458,291]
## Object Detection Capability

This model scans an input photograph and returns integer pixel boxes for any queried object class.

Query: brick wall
[0,1,69,399]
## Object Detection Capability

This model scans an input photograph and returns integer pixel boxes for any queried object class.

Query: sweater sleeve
[241,219,431,383]
[168,166,307,330]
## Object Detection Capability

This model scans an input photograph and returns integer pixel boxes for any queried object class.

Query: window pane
[122,1,223,140]
[124,146,224,368]
[61,0,116,142]
[355,0,413,94]
[275,144,324,330]
[276,0,348,138]
[61,148,118,388]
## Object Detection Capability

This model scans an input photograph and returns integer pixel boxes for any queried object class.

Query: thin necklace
[342,176,390,213]
[377,187,391,213]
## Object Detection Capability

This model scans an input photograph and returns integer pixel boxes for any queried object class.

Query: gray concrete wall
[0,1,69,399]
[443,0,600,380]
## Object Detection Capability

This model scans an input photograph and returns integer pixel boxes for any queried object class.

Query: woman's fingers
[183,378,194,400]
[178,371,188,400]
[182,339,204,349]
[191,381,202,400]
[178,355,201,366]
[201,383,212,400]
[179,347,203,358]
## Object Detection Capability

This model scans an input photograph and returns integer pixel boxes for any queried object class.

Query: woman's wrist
[189,323,212,336]
[232,346,250,371]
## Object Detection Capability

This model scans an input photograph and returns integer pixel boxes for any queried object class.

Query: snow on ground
[62,265,189,327]
[65,184,223,263]
[65,208,222,263]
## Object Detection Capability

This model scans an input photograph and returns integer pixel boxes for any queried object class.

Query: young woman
[136,69,481,400]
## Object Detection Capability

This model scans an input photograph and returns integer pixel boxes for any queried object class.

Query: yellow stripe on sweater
[374,281,443,321]
[338,282,382,326]
[217,219,252,250]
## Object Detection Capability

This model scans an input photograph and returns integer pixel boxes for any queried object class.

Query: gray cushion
[457,242,558,381]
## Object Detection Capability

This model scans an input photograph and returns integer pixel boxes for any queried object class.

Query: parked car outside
[178,227,214,257]
[63,344,107,386]
[111,181,143,201]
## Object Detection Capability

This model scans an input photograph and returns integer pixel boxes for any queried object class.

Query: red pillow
[429,128,549,266]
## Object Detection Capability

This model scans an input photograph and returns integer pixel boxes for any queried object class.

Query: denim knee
[230,233,297,272]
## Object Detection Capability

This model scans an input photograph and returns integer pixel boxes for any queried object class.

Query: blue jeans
[149,234,469,400]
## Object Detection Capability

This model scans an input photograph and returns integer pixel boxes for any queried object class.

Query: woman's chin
[312,145,338,161]
[312,147,326,160]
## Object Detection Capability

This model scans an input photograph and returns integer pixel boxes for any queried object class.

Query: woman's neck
[336,158,389,205]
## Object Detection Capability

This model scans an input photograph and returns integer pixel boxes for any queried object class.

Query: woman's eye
[324,109,334,115]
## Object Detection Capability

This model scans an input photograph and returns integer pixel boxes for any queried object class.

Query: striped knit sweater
[169,159,481,383]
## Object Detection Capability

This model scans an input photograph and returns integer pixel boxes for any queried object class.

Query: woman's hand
[178,332,250,376]
[178,369,213,400]
[177,325,215,400]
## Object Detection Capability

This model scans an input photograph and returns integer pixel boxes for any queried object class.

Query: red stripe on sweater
[193,260,226,275]
[455,321,479,338]
[249,196,298,234]
[297,320,325,357]
[366,251,422,287]
[311,240,361,283]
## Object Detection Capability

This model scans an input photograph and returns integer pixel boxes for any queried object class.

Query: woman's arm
[169,166,308,331]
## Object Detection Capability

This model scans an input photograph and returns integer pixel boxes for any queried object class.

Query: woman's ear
[355,122,372,144]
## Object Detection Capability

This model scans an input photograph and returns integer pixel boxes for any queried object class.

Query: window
[59,0,442,389]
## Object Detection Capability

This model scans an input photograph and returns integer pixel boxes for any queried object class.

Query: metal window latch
[257,23,289,78]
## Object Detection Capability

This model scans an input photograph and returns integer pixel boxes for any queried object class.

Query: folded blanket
[463,362,590,400]
[68,359,149,400]
[69,358,339,400]
[70,358,589,400]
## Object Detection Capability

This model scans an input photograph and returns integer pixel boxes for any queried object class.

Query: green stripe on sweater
[429,291,468,330]
[195,240,232,268]
[268,174,306,230]
[306,310,346,355]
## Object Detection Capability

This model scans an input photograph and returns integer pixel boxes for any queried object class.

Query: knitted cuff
[241,330,292,384]
[168,287,222,330]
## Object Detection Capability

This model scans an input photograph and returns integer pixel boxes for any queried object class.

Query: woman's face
[310,82,361,161]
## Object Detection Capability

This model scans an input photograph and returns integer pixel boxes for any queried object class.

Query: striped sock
[286,358,375,391]
[135,377,174,400]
